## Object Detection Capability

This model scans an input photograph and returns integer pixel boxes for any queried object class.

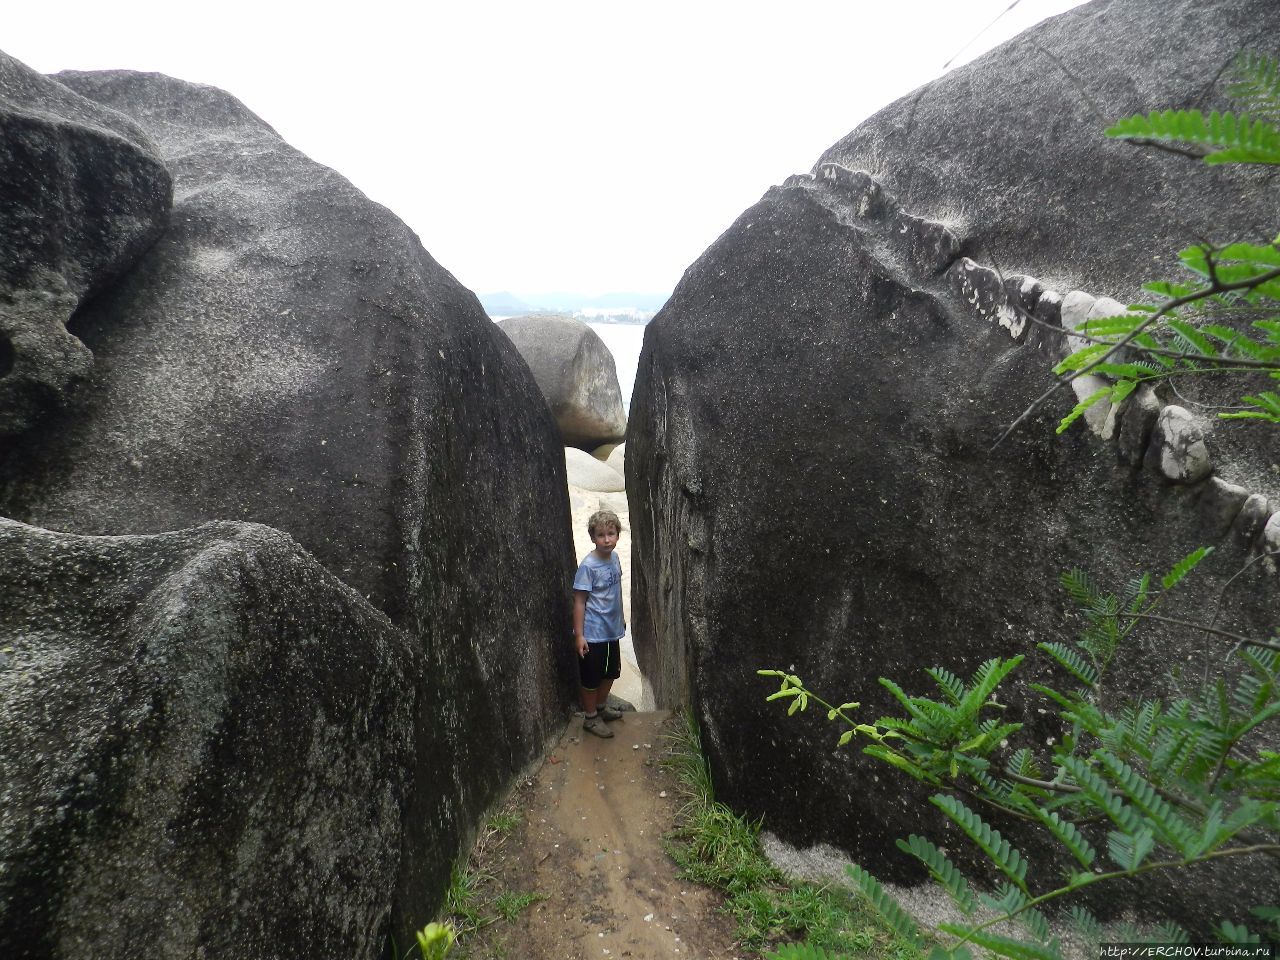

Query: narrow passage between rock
[452,710,742,960]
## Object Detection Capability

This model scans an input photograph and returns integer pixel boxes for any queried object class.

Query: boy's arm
[573,591,588,657]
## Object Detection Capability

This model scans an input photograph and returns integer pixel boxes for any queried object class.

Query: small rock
[1145,405,1212,483]
[1234,494,1271,547]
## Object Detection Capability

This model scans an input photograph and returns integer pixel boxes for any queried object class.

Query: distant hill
[478,291,535,316]
[480,290,669,317]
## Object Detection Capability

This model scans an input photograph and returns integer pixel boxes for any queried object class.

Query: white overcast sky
[8,0,1085,298]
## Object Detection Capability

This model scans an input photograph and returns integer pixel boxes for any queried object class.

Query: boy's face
[590,524,619,555]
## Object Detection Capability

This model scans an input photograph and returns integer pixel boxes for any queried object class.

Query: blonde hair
[587,510,623,536]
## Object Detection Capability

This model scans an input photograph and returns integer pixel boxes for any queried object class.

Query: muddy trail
[449,710,746,960]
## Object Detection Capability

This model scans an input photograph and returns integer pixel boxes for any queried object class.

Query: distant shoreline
[488,314,650,326]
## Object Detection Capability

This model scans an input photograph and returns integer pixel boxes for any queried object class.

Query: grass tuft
[486,811,521,834]
[661,709,924,958]
[492,890,547,922]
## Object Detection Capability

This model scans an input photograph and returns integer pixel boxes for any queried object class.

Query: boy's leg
[597,640,623,720]
[579,643,614,737]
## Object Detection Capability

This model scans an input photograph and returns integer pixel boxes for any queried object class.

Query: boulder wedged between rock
[498,313,627,449]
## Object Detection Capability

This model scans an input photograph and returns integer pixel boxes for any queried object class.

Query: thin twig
[1211,549,1280,632]
[1119,611,1280,651]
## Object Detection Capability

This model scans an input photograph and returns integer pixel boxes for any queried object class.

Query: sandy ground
[451,711,742,960]
[568,482,654,711]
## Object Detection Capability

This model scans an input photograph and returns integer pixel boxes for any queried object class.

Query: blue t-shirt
[573,551,625,642]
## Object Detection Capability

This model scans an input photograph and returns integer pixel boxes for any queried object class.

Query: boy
[573,509,626,738]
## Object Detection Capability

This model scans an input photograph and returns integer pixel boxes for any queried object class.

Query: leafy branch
[760,547,1280,958]
[995,51,1280,447]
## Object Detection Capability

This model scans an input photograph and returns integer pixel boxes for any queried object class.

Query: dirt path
[454,710,744,960]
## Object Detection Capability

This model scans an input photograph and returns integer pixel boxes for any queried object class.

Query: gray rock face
[628,0,1280,933]
[0,53,171,442]
[498,313,627,448]
[0,519,416,959]
[0,68,577,953]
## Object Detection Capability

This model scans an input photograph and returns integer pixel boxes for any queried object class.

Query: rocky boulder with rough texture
[0,67,577,955]
[0,53,171,443]
[628,0,1280,933]
[498,313,627,448]
[0,519,416,959]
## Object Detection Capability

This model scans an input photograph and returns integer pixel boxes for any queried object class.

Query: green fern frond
[1163,317,1220,357]
[1220,392,1280,423]
[1059,568,1099,605]
[879,677,931,722]
[1227,52,1280,121]
[1062,757,1143,834]
[974,769,1017,805]
[1107,109,1280,164]
[1081,313,1145,337]
[847,863,921,944]
[928,666,966,705]
[1107,827,1156,870]
[1030,683,1079,712]
[897,835,977,914]
[936,923,1065,960]
[1088,362,1155,382]
[1242,646,1279,678]
[1069,905,1103,945]
[1053,343,1111,374]
[1214,240,1280,268]
[862,744,937,783]
[1143,278,1203,300]
[960,656,1024,719]
[1056,385,1110,435]
[1230,699,1280,741]
[1218,919,1263,944]
[1162,546,1213,590]
[1110,378,1140,408]
[1200,324,1273,359]
[931,795,1029,892]
[1095,751,1199,855]
[1151,921,1190,944]
[1009,748,1043,781]
[1025,804,1098,868]
[978,881,1028,918]
[875,716,927,737]
[1232,668,1272,714]
[1249,905,1280,931]
[1037,642,1099,687]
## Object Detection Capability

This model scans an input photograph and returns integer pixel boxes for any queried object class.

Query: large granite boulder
[0,519,415,959]
[628,0,1280,933]
[0,67,577,953]
[0,53,171,443]
[498,313,627,448]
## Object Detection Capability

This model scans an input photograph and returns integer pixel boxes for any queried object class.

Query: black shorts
[579,640,622,689]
